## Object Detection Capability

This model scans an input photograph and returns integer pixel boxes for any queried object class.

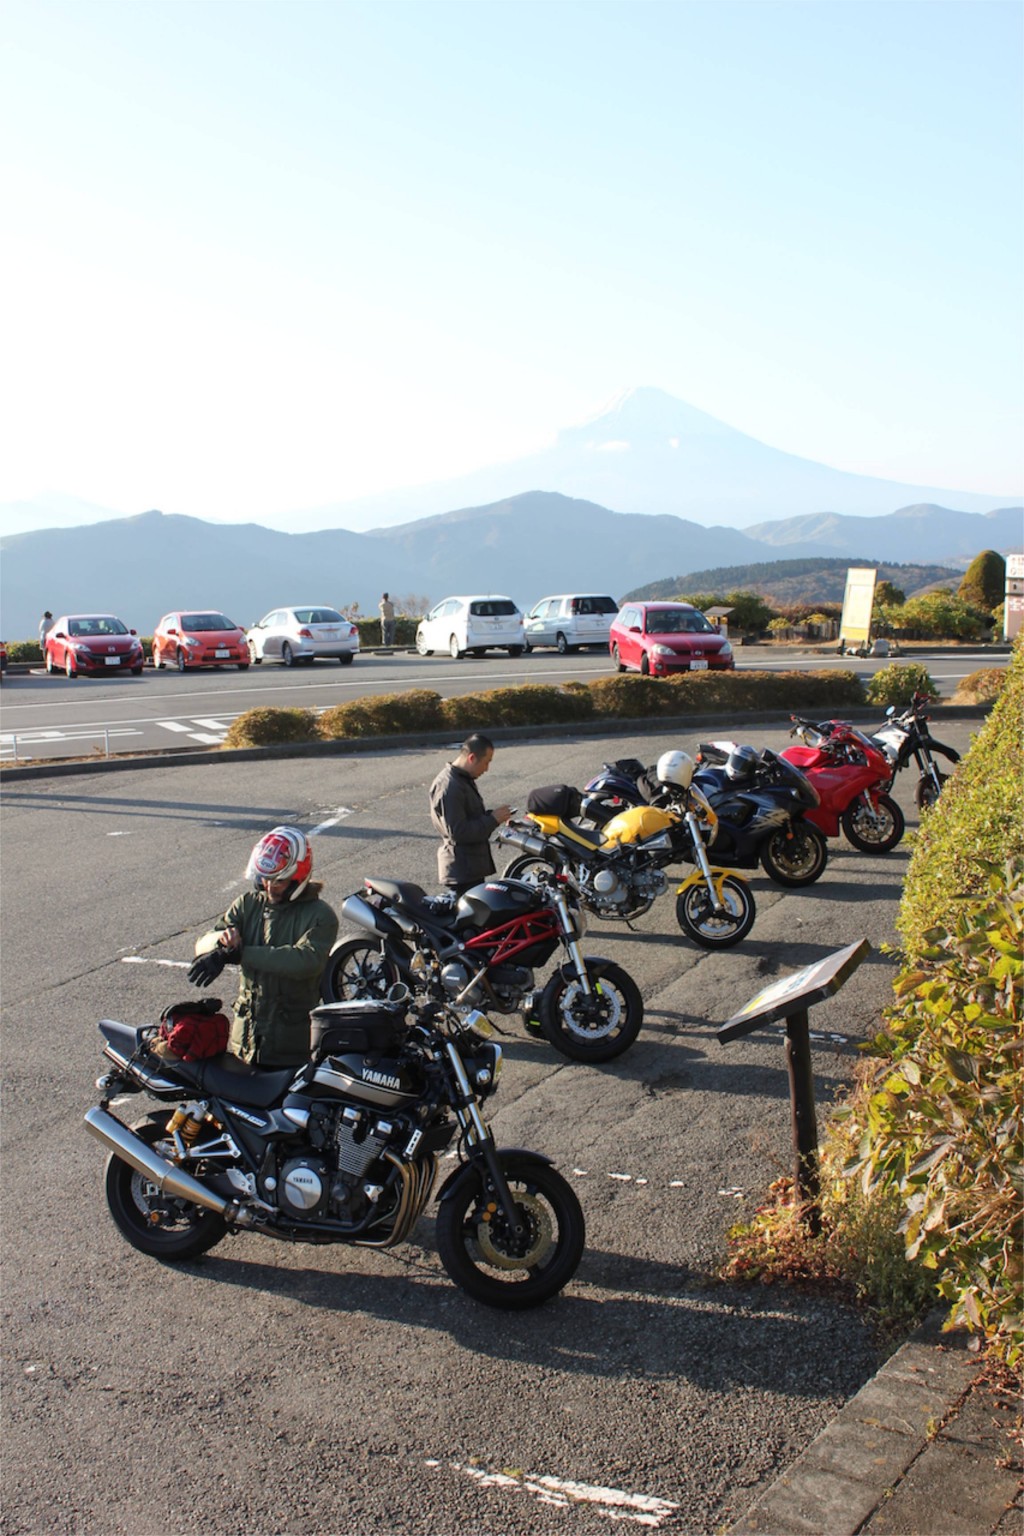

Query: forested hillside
[624,558,960,606]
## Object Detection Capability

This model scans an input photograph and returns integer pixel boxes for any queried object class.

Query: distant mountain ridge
[623,557,964,607]
[1,493,1019,642]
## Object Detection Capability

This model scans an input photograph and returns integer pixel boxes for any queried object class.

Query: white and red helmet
[246,826,313,900]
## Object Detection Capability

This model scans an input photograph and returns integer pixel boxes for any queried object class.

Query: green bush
[852,860,1023,1365]
[319,690,445,740]
[953,668,1008,705]
[222,707,320,749]
[586,674,689,718]
[438,691,502,731]
[866,663,938,706]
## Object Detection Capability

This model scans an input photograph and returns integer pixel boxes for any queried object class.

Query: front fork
[445,1038,524,1236]
[685,810,727,914]
[554,887,595,997]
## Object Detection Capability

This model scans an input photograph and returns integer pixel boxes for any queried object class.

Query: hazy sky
[2,0,1021,533]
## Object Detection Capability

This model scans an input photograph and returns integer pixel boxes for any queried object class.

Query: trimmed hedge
[220,667,869,749]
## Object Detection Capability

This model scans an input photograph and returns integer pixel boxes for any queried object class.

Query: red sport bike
[781,717,905,854]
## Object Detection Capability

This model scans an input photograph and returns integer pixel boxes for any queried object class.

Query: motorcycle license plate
[104,656,120,666]
[690,659,708,671]
[215,648,230,658]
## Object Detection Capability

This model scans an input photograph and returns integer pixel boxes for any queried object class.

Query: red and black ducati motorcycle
[782,717,905,853]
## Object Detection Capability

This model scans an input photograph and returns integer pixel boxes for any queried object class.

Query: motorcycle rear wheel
[436,1154,585,1309]
[104,1116,228,1260]
[503,853,559,886]
[759,824,829,887]
[675,875,756,948]
[539,959,643,1062]
[841,793,905,853]
[320,938,401,1003]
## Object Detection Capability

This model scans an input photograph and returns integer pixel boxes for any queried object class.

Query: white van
[415,595,525,659]
[523,594,619,653]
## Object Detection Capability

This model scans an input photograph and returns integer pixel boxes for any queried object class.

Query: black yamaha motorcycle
[84,995,585,1309]
[321,870,644,1064]
[583,749,828,887]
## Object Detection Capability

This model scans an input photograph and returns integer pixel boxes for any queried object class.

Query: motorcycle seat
[363,876,446,926]
[171,1052,298,1108]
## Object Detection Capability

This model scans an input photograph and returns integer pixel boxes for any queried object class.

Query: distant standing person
[429,733,513,897]
[378,592,396,646]
[38,610,54,661]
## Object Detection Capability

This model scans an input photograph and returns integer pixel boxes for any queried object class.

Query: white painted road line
[156,720,194,733]
[193,718,231,730]
[429,1460,680,1527]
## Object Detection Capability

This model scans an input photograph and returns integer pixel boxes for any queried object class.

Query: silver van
[523,594,619,653]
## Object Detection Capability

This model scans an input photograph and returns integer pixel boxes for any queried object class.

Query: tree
[957,550,1006,613]
[897,591,987,640]
[875,579,905,607]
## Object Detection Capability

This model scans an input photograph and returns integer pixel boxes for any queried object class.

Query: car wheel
[338,653,354,665]
[176,649,187,673]
[640,652,650,676]
[613,645,625,674]
[153,650,163,670]
[556,633,568,654]
[449,635,463,659]
[65,651,77,679]
[247,640,261,665]
[45,651,54,675]
[416,632,430,656]
[237,662,249,670]
[507,645,523,657]
[281,642,295,667]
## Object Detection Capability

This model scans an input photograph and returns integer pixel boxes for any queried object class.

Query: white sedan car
[246,606,360,666]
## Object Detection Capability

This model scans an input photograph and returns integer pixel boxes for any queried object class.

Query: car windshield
[469,600,517,617]
[181,613,236,632]
[293,608,344,625]
[69,617,128,637]
[646,609,714,634]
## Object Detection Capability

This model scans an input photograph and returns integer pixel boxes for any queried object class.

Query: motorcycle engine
[440,957,480,1004]
[265,1102,405,1227]
[584,864,668,916]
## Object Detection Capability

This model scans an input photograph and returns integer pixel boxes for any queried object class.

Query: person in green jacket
[188,826,339,1067]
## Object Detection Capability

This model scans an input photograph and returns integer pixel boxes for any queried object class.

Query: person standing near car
[187,826,339,1068]
[38,610,53,660]
[378,592,396,646]
[429,733,513,897]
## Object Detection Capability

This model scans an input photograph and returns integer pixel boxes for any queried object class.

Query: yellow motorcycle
[498,751,756,950]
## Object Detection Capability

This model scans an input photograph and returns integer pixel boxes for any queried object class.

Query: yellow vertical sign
[839,567,877,647]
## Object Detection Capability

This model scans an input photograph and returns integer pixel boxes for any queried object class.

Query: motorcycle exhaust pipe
[499,826,548,856]
[341,892,404,939]
[84,1106,234,1219]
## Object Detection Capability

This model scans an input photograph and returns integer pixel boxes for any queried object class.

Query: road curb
[726,1312,1018,1536]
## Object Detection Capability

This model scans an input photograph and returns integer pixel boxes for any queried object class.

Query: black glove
[188,948,230,988]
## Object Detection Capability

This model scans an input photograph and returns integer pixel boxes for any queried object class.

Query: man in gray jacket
[429,733,513,895]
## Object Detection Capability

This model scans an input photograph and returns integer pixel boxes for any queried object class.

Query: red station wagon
[609,602,735,677]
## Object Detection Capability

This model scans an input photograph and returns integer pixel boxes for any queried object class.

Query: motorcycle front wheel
[320,938,401,1003]
[436,1154,585,1309]
[841,793,905,853]
[539,959,643,1062]
[675,875,756,948]
[915,771,949,811]
[759,824,829,886]
[104,1116,228,1260]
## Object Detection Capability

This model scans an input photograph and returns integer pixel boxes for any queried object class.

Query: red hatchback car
[609,602,734,676]
[152,611,249,671]
[44,614,145,677]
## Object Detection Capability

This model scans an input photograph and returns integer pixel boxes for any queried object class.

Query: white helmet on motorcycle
[655,749,694,790]
[725,744,759,781]
[246,826,313,900]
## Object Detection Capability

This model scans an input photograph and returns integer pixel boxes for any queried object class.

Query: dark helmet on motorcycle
[725,744,759,782]
[246,826,313,900]
[655,749,694,789]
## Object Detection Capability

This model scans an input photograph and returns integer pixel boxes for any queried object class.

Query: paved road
[0,645,1004,762]
[1,718,981,1535]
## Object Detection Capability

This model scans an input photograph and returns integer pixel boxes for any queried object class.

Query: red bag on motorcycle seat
[526,784,583,820]
[154,998,230,1061]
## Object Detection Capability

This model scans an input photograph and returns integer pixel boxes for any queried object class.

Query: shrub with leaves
[586,674,690,718]
[222,707,320,749]
[851,859,1024,1365]
[953,668,1008,705]
[866,663,938,706]
[319,690,444,740]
